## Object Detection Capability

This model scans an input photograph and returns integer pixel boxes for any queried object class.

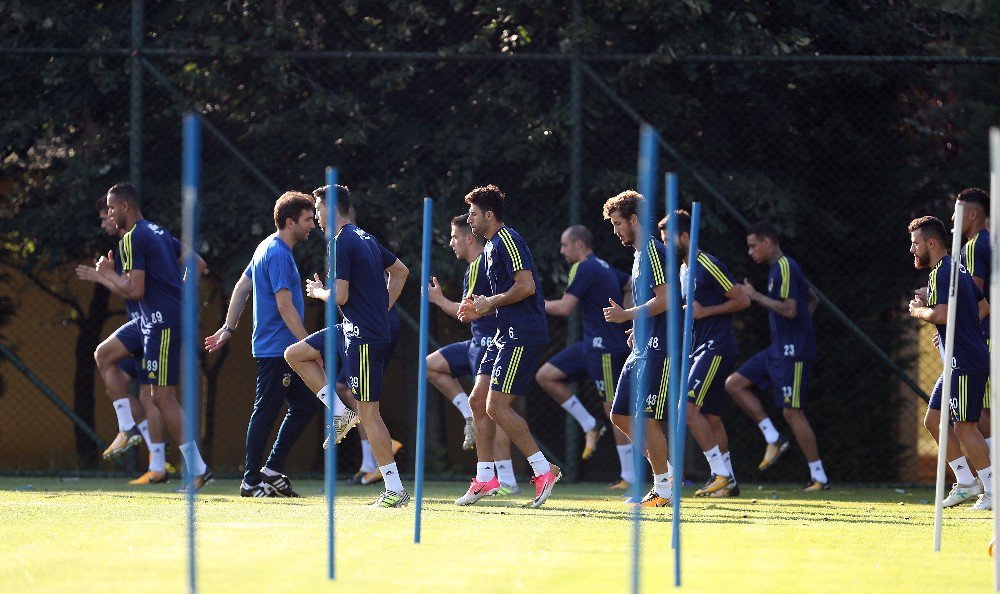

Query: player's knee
[485,396,507,420]
[782,407,803,422]
[724,374,742,395]
[611,413,631,437]
[468,390,487,413]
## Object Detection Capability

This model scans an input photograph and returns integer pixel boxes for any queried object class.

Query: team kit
[79,181,994,511]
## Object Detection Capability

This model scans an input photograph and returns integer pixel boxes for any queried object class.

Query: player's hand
[690,300,706,320]
[603,298,630,324]
[204,327,232,353]
[75,260,102,283]
[306,273,330,301]
[914,287,928,302]
[95,250,115,277]
[471,294,493,315]
[427,276,443,304]
[458,296,482,322]
[907,297,923,318]
[739,279,758,301]
[625,328,634,349]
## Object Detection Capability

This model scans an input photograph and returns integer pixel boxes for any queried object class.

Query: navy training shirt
[463,252,497,341]
[765,255,816,360]
[336,223,397,344]
[961,228,991,339]
[631,236,668,357]
[565,253,629,353]
[116,234,181,323]
[120,220,183,329]
[927,254,989,374]
[483,226,548,346]
[243,233,306,358]
[680,251,740,357]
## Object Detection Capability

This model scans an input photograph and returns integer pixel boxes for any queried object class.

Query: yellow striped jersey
[483,226,548,345]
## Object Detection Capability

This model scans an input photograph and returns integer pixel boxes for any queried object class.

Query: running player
[664,211,749,497]
[427,214,520,495]
[94,182,212,489]
[908,215,993,510]
[602,190,673,508]
[724,221,828,490]
[204,191,318,498]
[955,188,993,446]
[455,184,560,508]
[537,224,636,488]
[284,185,411,508]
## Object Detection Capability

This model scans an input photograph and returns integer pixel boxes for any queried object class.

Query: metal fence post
[130,0,143,189]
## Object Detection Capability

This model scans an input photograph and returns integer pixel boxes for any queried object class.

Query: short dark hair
[95,196,109,213]
[908,215,948,245]
[312,184,352,217]
[957,187,990,217]
[273,191,315,230]
[464,185,505,222]
[451,214,472,231]
[602,190,644,221]
[564,225,593,248]
[748,220,780,244]
[666,210,691,234]
[107,182,141,209]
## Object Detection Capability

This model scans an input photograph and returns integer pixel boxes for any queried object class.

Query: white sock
[722,451,736,481]
[149,443,166,473]
[757,418,779,444]
[178,441,207,476]
[560,395,598,432]
[495,459,516,485]
[617,444,636,483]
[704,445,728,477]
[653,472,672,498]
[452,392,473,420]
[260,466,280,477]
[317,384,347,416]
[979,466,994,495]
[112,398,136,431]
[380,462,404,492]
[526,451,551,477]
[988,437,995,462]
[667,461,674,481]
[360,440,377,473]
[808,459,828,484]
[476,461,495,483]
[950,456,977,485]
[137,420,153,450]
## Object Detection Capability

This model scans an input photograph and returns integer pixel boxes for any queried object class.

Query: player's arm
[545,293,579,317]
[909,300,948,325]
[306,273,331,302]
[76,257,130,299]
[386,258,409,309]
[973,276,986,292]
[473,269,534,314]
[96,250,145,301]
[275,288,308,341]
[621,278,634,309]
[428,276,462,320]
[205,273,253,352]
[603,283,666,323]
[692,285,751,320]
[740,279,797,319]
[807,288,819,316]
[177,249,208,278]
[980,297,990,321]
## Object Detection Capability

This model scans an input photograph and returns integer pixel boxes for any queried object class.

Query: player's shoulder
[497,225,527,245]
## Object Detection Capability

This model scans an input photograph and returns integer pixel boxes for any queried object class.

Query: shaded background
[3,0,1000,484]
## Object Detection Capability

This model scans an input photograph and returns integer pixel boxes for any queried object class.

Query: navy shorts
[439,336,492,377]
[113,318,143,379]
[548,341,629,403]
[345,340,391,402]
[304,326,350,385]
[736,350,811,409]
[929,371,988,423]
[479,340,546,397]
[140,326,180,386]
[687,352,738,417]
[611,354,670,420]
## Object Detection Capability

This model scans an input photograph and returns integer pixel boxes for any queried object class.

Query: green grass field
[1,478,996,593]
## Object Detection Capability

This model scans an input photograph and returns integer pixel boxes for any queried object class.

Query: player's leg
[492,426,520,495]
[536,343,602,457]
[95,322,145,459]
[285,328,359,446]
[130,384,169,483]
[924,372,981,507]
[239,357,288,496]
[772,360,827,490]
[259,361,319,497]
[455,372,502,505]
[949,373,993,510]
[600,350,634,488]
[428,341,476,450]
[726,351,787,471]
[688,354,735,496]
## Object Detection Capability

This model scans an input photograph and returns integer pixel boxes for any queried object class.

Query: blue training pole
[672,201,700,587]
[180,112,201,594]
[664,173,680,552]
[414,197,433,543]
[324,169,339,580]
[630,123,658,594]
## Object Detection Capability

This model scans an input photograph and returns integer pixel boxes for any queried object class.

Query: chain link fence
[3,1,998,485]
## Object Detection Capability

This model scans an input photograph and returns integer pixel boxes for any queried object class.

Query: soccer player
[77,200,187,483]
[426,214,521,494]
[203,191,319,498]
[955,188,993,445]
[724,221,826,490]
[455,184,560,508]
[908,215,993,510]
[93,182,213,489]
[664,211,749,498]
[284,186,411,508]
[538,224,637,488]
[601,190,674,508]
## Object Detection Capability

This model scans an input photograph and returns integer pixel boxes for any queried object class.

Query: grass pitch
[1,478,995,593]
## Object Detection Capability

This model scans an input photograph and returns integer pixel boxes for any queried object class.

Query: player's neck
[576,249,593,263]
[766,248,784,266]
[124,213,143,232]
[929,247,948,267]
[464,245,485,264]
[276,227,298,249]
[629,227,650,251]
[483,220,503,240]
[966,222,987,240]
